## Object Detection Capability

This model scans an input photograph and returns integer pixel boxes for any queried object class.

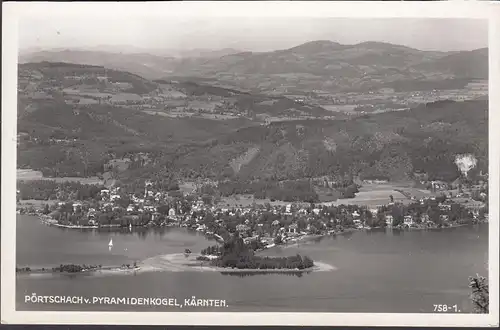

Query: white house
[403,215,414,226]
[288,223,299,235]
[385,215,394,226]
[72,202,82,213]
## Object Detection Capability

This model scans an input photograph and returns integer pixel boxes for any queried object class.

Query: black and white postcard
[2,1,499,327]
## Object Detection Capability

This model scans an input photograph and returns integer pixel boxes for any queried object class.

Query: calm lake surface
[16,215,488,313]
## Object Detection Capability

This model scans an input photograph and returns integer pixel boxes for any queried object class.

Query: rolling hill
[16,55,488,193]
[166,99,488,184]
[20,41,488,93]
[18,62,158,96]
[167,41,486,80]
[19,51,178,80]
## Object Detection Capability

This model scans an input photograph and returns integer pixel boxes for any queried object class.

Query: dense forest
[18,62,488,192]
[159,99,487,196]
[17,180,104,201]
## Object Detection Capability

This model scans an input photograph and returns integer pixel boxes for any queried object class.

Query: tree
[202,194,212,205]
[391,205,404,227]
[157,204,170,215]
[469,275,489,313]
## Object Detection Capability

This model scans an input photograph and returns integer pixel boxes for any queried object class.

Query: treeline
[17,180,103,201]
[218,179,320,202]
[201,245,223,256]
[217,178,360,203]
[213,254,315,270]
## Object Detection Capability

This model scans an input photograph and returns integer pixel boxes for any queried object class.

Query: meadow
[17,169,103,185]
[319,183,434,208]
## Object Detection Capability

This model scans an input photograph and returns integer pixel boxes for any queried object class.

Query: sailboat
[108,238,113,249]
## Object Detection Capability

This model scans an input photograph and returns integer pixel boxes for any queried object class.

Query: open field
[187,100,223,111]
[320,104,358,113]
[196,114,241,120]
[320,183,434,208]
[17,169,103,185]
[179,182,197,195]
[17,169,44,180]
[17,199,59,207]
[110,93,143,102]
[230,147,260,173]
[321,191,406,208]
[217,182,435,208]
[143,110,181,118]
[62,88,113,99]
[143,110,240,120]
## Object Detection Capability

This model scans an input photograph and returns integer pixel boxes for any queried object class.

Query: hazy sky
[19,17,488,53]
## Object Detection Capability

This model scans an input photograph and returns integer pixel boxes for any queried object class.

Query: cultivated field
[320,104,358,113]
[110,93,143,102]
[143,110,240,120]
[320,183,434,208]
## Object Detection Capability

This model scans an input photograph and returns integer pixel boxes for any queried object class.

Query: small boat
[108,238,113,248]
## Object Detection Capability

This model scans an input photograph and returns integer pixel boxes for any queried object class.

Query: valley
[16,40,488,208]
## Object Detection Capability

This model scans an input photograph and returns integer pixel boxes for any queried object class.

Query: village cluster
[19,175,489,250]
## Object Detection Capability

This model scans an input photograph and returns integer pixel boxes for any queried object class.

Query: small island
[195,233,315,271]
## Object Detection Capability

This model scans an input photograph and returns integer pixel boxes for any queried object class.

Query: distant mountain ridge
[20,40,488,83]
[171,40,486,78]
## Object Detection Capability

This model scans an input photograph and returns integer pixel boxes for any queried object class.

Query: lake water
[16,215,488,313]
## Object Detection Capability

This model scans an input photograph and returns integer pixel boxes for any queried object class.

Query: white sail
[108,238,113,247]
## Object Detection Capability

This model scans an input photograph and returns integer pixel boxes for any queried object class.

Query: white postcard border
[2,1,499,327]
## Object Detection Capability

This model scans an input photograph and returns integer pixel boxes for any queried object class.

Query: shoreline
[140,253,336,273]
[16,265,142,277]
[16,253,336,278]
[33,213,487,253]
[36,214,482,236]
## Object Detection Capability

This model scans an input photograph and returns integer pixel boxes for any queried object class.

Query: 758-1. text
[433,304,461,313]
